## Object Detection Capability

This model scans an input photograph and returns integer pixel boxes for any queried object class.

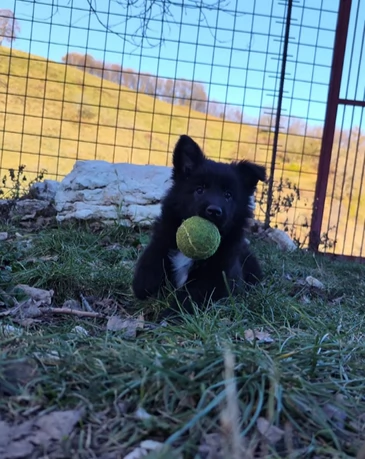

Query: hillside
[0,48,323,177]
[1,47,364,256]
[0,48,271,173]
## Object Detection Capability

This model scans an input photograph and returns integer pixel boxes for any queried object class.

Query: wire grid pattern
[1,0,338,245]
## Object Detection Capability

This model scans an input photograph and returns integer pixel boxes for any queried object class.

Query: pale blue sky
[6,0,364,129]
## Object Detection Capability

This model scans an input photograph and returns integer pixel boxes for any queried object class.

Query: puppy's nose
[206,205,223,218]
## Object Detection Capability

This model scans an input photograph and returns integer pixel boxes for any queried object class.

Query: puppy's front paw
[132,265,163,300]
[157,291,197,323]
[157,306,182,324]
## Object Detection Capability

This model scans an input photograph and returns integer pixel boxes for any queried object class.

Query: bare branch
[84,0,236,48]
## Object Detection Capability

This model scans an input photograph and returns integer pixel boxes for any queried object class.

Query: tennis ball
[176,216,221,260]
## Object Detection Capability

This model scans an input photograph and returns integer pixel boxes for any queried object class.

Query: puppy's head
[170,135,266,236]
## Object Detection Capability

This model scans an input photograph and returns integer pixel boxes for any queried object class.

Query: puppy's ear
[172,135,206,180]
[233,160,266,192]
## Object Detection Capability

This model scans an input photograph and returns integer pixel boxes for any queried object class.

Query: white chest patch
[169,250,194,289]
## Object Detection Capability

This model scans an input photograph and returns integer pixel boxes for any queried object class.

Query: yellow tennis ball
[176,216,221,260]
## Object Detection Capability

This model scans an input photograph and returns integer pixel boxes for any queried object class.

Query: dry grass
[0,47,271,176]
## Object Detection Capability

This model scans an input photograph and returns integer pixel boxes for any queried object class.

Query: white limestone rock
[265,228,298,252]
[54,160,172,226]
[30,180,60,201]
[305,276,324,290]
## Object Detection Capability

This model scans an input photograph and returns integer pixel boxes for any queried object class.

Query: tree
[191,82,208,113]
[225,106,243,122]
[0,9,20,46]
[108,64,123,85]
[62,52,96,73]
[60,51,239,118]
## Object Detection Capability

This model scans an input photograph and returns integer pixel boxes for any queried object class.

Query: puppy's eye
[224,191,232,200]
[196,186,204,195]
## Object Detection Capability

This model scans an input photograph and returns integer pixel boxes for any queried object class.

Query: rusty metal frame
[309,0,353,252]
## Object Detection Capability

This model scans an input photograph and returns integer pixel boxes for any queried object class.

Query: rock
[14,284,54,305]
[0,232,8,241]
[55,160,172,226]
[305,276,325,290]
[265,228,297,252]
[30,180,60,201]
[10,199,56,221]
[0,199,13,220]
[71,326,89,337]
[0,324,23,337]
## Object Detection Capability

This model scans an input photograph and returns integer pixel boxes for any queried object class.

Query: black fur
[132,135,266,319]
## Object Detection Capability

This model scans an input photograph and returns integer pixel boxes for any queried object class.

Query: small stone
[72,326,89,337]
[0,232,8,241]
[305,276,325,289]
[62,299,81,310]
[0,324,23,337]
[135,407,152,420]
[265,228,297,252]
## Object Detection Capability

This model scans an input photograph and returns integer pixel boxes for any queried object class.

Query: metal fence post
[308,0,352,251]
[264,0,293,229]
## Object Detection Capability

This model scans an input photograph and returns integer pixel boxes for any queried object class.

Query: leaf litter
[0,408,84,458]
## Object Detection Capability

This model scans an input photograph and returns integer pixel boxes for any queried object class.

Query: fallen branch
[38,307,105,319]
[0,300,21,317]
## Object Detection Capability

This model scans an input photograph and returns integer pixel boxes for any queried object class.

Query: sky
[4,0,365,130]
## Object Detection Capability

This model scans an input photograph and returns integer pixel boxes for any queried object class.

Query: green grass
[0,222,364,457]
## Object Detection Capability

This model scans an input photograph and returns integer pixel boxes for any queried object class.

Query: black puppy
[132,134,266,318]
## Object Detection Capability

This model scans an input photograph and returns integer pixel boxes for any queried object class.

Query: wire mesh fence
[1,0,364,259]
